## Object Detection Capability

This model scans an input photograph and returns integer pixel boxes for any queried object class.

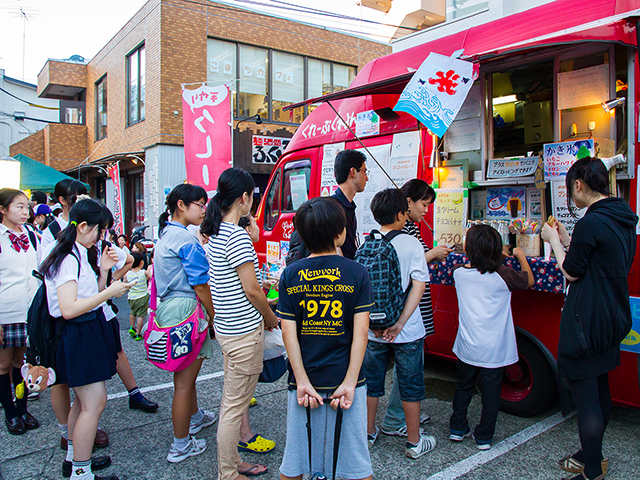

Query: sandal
[237,463,268,477]
[558,455,609,475]
[237,434,275,453]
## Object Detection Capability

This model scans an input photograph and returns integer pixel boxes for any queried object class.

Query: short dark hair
[334,149,366,184]
[131,252,145,269]
[465,224,503,274]
[31,190,48,204]
[294,197,346,254]
[370,188,408,226]
[401,179,436,203]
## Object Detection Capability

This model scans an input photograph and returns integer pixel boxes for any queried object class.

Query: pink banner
[182,84,232,193]
[107,163,124,235]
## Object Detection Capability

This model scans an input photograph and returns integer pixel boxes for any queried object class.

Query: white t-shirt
[0,224,40,325]
[43,242,99,318]
[452,265,528,368]
[206,222,262,336]
[369,232,429,344]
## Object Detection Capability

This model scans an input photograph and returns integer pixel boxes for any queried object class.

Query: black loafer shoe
[21,412,39,430]
[5,416,26,435]
[62,455,112,478]
[129,396,159,412]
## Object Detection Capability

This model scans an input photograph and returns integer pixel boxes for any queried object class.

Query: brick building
[10,0,389,237]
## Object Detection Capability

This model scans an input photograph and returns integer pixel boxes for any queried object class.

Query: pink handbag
[143,273,207,372]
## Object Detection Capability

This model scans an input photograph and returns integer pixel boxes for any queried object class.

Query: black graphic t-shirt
[276,255,373,396]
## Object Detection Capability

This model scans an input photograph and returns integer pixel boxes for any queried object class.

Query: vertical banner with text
[182,84,232,194]
[107,163,124,235]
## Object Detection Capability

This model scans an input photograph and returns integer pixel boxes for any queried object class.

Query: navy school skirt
[56,309,118,388]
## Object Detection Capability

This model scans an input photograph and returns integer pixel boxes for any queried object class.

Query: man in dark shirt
[332,149,368,259]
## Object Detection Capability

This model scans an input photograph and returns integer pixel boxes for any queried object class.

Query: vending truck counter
[429,253,564,294]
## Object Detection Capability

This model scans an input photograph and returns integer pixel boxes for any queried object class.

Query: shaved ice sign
[394,53,475,137]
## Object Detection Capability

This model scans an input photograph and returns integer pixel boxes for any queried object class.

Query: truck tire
[499,335,557,417]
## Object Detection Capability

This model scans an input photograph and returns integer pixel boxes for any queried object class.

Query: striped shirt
[402,220,435,337]
[206,222,262,336]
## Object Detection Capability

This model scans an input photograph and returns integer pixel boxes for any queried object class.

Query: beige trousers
[216,323,264,480]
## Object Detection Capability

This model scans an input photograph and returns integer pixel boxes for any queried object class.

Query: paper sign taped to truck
[622,297,640,354]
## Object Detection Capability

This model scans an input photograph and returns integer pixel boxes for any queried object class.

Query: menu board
[557,64,609,110]
[551,181,585,236]
[433,189,468,246]
[487,157,538,178]
[486,187,526,219]
[544,139,594,182]
[320,142,344,197]
[444,117,482,153]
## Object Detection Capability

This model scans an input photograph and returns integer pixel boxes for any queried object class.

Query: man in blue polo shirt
[332,149,368,259]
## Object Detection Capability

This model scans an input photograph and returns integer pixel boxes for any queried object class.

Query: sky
[0,0,414,85]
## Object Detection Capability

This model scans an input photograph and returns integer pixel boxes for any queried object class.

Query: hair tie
[70,221,77,226]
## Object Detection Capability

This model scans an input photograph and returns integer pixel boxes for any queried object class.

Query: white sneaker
[167,436,207,463]
[472,429,491,450]
[189,410,218,435]
[405,433,436,459]
[381,425,425,437]
[367,426,380,448]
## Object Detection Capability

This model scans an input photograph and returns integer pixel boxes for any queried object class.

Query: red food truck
[253,0,640,417]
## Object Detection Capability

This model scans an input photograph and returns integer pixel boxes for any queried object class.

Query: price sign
[543,140,594,181]
[252,136,291,164]
[487,157,538,178]
[434,189,468,246]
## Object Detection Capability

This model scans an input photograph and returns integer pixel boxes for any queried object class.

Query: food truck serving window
[264,169,281,231]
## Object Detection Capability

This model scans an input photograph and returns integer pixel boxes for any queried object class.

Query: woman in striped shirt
[379,179,454,437]
[201,168,278,480]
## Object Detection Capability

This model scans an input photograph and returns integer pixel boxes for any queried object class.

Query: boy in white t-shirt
[362,188,436,459]
[450,224,534,450]
[125,252,151,340]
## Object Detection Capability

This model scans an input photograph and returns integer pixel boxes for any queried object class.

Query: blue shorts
[279,387,372,479]
[363,338,425,402]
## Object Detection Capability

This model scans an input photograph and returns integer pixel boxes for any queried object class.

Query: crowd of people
[0,150,635,480]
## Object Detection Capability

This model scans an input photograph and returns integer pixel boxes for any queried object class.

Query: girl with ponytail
[41,179,87,249]
[201,168,278,480]
[41,199,135,480]
[543,157,638,480]
[153,183,217,463]
[0,188,40,435]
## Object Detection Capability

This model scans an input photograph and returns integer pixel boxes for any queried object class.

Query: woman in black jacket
[543,157,637,480]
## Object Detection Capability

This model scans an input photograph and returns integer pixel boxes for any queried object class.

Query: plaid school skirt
[0,323,27,349]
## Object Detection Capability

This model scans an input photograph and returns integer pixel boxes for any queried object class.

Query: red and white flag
[107,163,124,235]
[182,84,232,194]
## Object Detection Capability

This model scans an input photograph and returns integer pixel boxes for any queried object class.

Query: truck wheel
[499,336,557,417]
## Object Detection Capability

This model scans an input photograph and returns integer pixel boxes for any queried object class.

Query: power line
[0,87,59,110]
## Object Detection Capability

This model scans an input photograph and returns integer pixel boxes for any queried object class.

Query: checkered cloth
[0,323,27,349]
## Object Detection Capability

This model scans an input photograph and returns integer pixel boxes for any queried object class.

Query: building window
[127,44,145,125]
[207,38,357,125]
[272,51,304,123]
[207,39,237,117]
[239,45,268,119]
[96,76,107,140]
[65,107,83,124]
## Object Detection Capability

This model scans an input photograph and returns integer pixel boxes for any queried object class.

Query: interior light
[492,95,518,105]
[601,97,626,113]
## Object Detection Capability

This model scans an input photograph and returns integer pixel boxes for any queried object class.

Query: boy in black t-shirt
[276,197,373,480]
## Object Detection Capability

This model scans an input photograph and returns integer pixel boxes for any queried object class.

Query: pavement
[1,295,639,479]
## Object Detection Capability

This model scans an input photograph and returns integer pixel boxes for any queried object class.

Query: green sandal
[237,434,275,454]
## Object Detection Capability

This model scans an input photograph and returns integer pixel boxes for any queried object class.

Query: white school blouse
[0,224,39,325]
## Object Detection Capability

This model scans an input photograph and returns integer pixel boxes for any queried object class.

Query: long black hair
[158,183,208,232]
[465,224,503,274]
[401,179,436,203]
[41,199,113,278]
[0,188,28,223]
[54,179,87,208]
[565,157,610,216]
[201,168,255,236]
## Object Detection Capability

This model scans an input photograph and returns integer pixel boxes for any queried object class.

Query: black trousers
[568,373,611,479]
[450,360,504,442]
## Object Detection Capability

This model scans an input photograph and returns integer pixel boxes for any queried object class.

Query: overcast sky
[0,0,411,85]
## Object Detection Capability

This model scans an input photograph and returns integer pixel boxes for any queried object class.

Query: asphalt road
[1,296,639,479]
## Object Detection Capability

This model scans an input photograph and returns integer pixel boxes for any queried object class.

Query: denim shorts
[363,339,425,402]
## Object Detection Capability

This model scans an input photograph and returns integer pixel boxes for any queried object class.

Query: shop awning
[13,154,90,192]
[285,0,639,111]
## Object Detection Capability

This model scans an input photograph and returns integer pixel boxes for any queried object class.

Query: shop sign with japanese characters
[252,136,290,164]
[487,157,538,178]
[433,189,468,246]
[543,139,594,182]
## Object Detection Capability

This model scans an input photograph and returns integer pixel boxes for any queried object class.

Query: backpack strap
[27,229,38,251]
[48,220,61,240]
[383,230,405,242]
[367,229,405,242]
[149,270,158,311]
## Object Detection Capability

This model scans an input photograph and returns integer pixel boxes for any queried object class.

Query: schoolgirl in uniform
[0,188,40,435]
[40,199,135,480]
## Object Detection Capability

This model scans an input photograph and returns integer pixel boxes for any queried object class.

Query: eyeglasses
[194,202,207,210]
[357,167,368,175]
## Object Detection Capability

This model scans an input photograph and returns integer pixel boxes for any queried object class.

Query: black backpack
[47,220,62,240]
[26,254,80,369]
[354,230,410,330]
[285,229,310,266]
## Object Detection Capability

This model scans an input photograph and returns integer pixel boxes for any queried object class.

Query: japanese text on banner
[543,139,594,182]
[182,84,231,194]
[433,189,468,246]
[252,136,291,164]
[107,163,124,235]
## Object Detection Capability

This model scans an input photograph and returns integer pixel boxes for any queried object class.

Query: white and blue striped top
[206,222,262,336]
